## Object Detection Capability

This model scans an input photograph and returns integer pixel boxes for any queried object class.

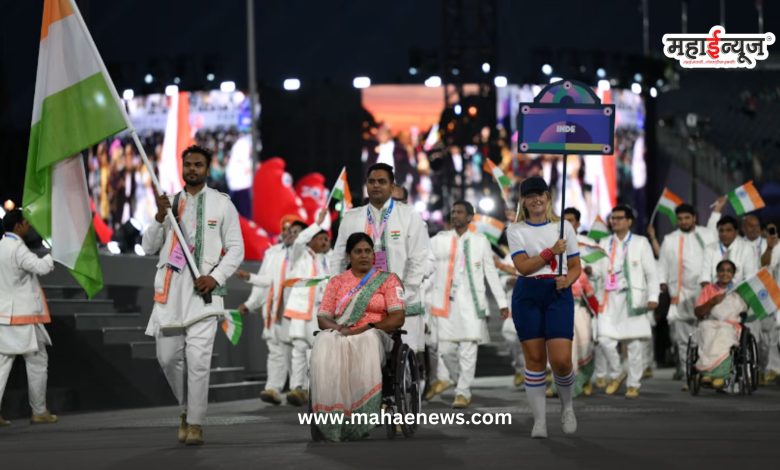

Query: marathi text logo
[662,26,774,69]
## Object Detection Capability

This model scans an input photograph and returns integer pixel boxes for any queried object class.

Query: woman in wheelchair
[310,232,406,441]
[693,260,744,390]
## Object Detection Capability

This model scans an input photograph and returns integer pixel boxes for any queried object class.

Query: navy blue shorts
[511,277,574,341]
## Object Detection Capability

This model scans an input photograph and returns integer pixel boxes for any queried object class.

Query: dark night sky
[1,0,776,202]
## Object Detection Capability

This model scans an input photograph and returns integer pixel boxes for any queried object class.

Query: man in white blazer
[330,163,431,353]
[588,205,659,399]
[0,210,57,426]
[700,215,758,286]
[426,201,508,408]
[658,202,721,389]
[143,146,244,445]
[238,218,307,405]
[740,213,777,384]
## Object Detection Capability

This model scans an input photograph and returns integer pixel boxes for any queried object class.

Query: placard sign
[517,80,615,155]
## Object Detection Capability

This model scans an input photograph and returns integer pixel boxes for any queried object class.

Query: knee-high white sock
[554,370,576,411]
[524,369,547,424]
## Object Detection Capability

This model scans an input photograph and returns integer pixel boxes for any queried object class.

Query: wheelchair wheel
[308,391,326,442]
[395,344,421,438]
[384,404,397,440]
[685,336,700,396]
[747,333,759,392]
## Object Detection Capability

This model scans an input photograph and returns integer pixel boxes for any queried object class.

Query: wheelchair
[309,329,421,441]
[686,312,759,396]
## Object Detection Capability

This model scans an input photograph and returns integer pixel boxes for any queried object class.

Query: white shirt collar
[182,185,208,199]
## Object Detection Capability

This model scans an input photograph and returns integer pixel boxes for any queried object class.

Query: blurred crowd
[85,128,244,232]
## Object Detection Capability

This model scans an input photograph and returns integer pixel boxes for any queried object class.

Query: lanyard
[335,267,376,315]
[366,200,394,244]
[608,232,632,274]
[671,235,684,304]
[719,242,729,258]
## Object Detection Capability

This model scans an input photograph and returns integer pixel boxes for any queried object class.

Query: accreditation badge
[374,250,388,271]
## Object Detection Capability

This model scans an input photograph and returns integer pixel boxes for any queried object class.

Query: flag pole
[68,1,205,293]
[558,154,568,277]
[648,204,659,228]
[324,166,344,210]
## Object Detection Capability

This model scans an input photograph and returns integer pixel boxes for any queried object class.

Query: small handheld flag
[654,188,683,225]
[221,310,243,345]
[329,167,352,217]
[483,159,511,201]
[469,214,506,246]
[587,216,609,241]
[579,243,607,264]
[283,277,330,289]
[734,269,780,320]
[727,181,765,216]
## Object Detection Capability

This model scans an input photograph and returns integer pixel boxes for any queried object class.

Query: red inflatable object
[89,198,113,244]
[294,172,328,225]
[239,215,272,261]
[251,157,307,235]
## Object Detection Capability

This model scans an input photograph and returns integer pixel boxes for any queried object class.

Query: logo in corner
[662,26,774,69]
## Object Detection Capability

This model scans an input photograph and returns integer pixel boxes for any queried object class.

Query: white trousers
[599,337,646,389]
[290,339,311,390]
[403,315,426,353]
[438,340,478,399]
[508,340,524,374]
[0,343,49,416]
[768,326,780,374]
[749,317,779,373]
[671,320,695,373]
[265,338,292,393]
[593,341,608,381]
[155,318,217,425]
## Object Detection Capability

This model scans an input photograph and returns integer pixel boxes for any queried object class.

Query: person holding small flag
[587,205,659,399]
[143,145,244,446]
[237,217,307,405]
[700,216,758,286]
[281,209,331,406]
[426,201,509,408]
[692,260,742,390]
[561,208,599,397]
[740,213,777,385]
[657,202,722,389]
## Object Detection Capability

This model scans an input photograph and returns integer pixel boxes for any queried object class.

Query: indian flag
[655,188,683,225]
[727,181,765,216]
[23,0,127,298]
[470,214,505,245]
[734,269,780,320]
[330,167,352,215]
[283,277,330,288]
[580,243,607,264]
[221,310,243,345]
[587,216,609,241]
[483,159,511,199]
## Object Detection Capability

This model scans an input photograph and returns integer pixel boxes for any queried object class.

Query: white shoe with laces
[561,407,577,434]
[531,420,548,439]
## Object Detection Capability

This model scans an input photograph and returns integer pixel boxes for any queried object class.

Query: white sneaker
[561,407,577,434]
[531,420,548,439]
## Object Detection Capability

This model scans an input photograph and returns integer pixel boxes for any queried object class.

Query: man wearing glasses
[587,205,659,399]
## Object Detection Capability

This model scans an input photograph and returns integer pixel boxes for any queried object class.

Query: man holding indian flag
[656,195,723,388]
